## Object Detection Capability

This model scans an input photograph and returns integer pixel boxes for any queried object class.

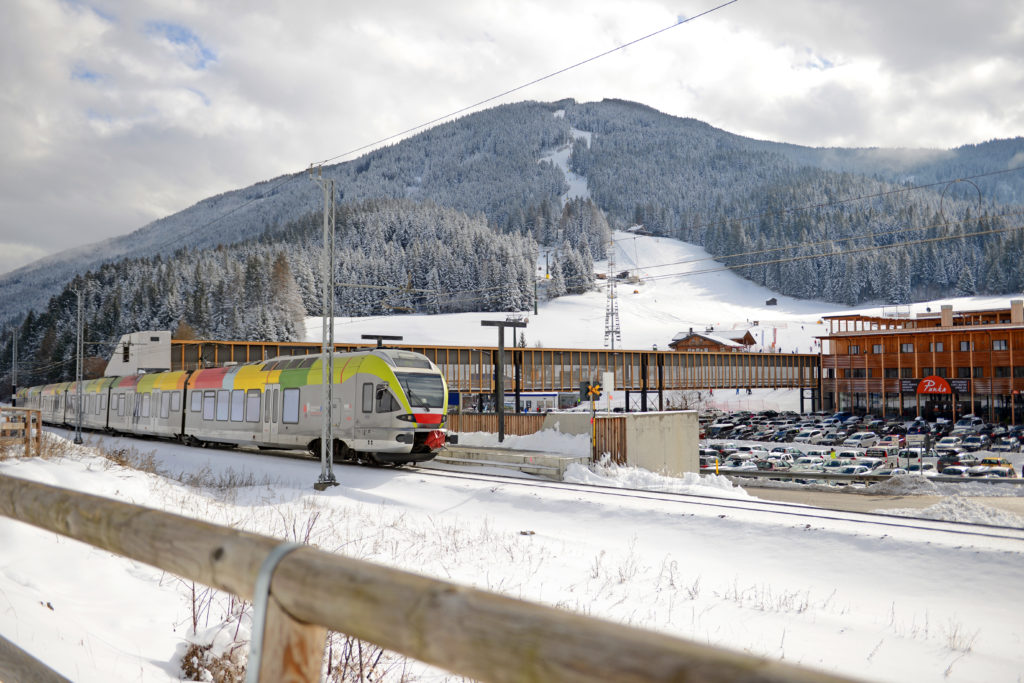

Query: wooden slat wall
[594,416,626,464]
[448,414,546,436]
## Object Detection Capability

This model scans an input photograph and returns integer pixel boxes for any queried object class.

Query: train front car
[352,348,452,464]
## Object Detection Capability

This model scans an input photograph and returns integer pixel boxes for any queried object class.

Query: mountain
[2,98,1024,386]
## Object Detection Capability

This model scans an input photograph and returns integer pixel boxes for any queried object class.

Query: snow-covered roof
[669,331,744,348]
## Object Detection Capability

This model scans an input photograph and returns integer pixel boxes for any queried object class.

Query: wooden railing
[447,413,546,436]
[0,474,856,683]
[0,407,41,457]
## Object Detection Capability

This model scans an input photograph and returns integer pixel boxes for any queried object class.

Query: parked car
[961,435,991,452]
[935,436,963,454]
[967,457,1015,477]
[874,468,909,476]
[699,456,720,472]
[938,465,970,477]
[793,429,825,444]
[876,435,905,448]
[906,463,937,476]
[991,438,1020,453]
[843,431,879,448]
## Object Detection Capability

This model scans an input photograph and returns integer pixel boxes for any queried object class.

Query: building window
[995,366,1011,378]
[900,368,913,378]
[850,369,866,378]
[974,367,984,378]
[848,345,860,355]
[935,367,948,378]
[901,343,914,353]
[929,342,944,352]
[872,344,884,354]
[956,367,971,379]
[884,368,898,378]
[993,339,1008,351]
[1015,367,1024,378]
[959,341,974,351]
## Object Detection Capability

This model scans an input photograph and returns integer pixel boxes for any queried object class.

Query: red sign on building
[918,376,952,394]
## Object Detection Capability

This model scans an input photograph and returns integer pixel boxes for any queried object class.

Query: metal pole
[482,319,527,443]
[10,330,16,407]
[74,289,83,445]
[311,169,337,490]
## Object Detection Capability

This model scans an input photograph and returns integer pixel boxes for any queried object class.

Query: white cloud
[0,0,1022,275]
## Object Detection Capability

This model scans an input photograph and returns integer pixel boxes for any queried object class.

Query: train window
[170,391,181,412]
[299,358,316,369]
[191,392,203,412]
[216,390,229,421]
[376,389,400,413]
[231,390,245,422]
[246,390,260,422]
[100,394,107,412]
[160,392,171,419]
[362,383,374,413]
[203,391,216,420]
[395,372,445,409]
[141,393,151,418]
[264,391,271,423]
[282,388,300,424]
[272,388,279,423]
[118,394,125,417]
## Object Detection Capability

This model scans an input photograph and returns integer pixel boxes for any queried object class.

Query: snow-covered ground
[3,430,1024,682]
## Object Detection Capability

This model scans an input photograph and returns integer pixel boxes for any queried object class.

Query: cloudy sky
[1,0,1022,276]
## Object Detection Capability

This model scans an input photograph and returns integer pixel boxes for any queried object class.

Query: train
[17,347,455,465]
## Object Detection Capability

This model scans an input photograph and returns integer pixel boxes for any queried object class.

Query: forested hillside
[1,97,1022,387]
[565,99,1024,305]
[3,198,606,385]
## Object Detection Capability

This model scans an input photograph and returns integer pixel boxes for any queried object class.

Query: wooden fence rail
[0,474,857,683]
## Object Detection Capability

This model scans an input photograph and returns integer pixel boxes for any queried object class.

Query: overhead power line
[172,2,739,247]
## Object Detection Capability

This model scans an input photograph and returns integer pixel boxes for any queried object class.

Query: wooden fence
[448,413,628,463]
[0,474,856,683]
[0,407,41,457]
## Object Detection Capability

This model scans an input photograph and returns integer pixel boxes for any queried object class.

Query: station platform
[431,445,588,480]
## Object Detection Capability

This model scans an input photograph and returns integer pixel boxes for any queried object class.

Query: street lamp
[481,317,528,442]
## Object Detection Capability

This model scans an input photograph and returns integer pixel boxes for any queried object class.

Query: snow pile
[863,476,941,495]
[563,462,752,500]
[878,496,1024,528]
[454,428,590,456]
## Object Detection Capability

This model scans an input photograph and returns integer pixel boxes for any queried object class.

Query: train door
[261,384,280,445]
[354,379,377,449]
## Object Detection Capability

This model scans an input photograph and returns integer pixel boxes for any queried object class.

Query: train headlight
[396,414,416,422]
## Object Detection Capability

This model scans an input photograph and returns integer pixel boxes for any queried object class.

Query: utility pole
[10,330,17,407]
[481,317,527,443]
[74,289,83,445]
[604,239,621,349]
[311,166,338,490]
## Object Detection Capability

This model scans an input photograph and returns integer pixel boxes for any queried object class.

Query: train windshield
[395,372,445,409]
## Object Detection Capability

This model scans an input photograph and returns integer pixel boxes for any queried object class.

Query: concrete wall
[624,411,698,477]
[541,410,699,476]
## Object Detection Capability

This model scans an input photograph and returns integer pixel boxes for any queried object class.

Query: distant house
[669,328,756,352]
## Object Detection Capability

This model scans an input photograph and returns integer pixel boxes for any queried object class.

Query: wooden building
[818,300,1024,423]
[669,328,755,352]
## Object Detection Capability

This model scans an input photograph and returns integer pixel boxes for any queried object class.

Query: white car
[793,429,825,444]
[842,431,879,448]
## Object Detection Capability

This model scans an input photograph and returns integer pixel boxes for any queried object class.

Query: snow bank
[878,497,1024,528]
[563,462,752,500]
[863,476,941,495]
